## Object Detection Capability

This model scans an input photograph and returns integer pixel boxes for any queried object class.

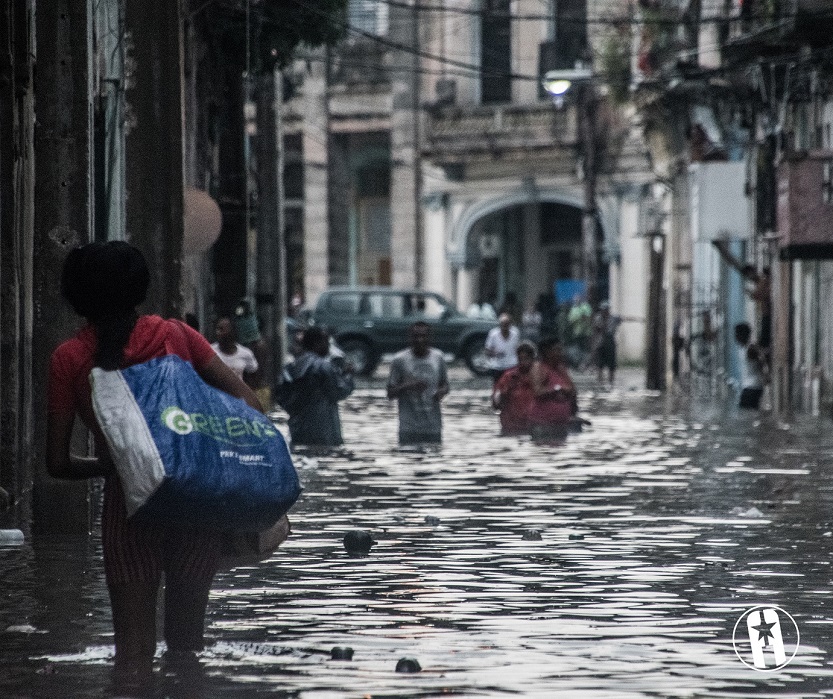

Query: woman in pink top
[529,336,577,432]
[47,242,262,689]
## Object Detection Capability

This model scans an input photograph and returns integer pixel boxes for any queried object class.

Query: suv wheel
[463,336,490,377]
[340,339,378,376]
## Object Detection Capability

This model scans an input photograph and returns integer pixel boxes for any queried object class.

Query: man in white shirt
[734,322,765,409]
[211,316,259,381]
[484,313,520,382]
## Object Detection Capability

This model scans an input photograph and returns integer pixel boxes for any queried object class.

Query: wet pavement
[4,366,833,697]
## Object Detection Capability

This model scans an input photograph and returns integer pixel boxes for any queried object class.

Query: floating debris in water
[729,506,765,518]
[424,515,441,525]
[343,530,375,554]
[6,624,41,634]
[0,529,24,546]
[395,657,421,673]
[522,530,542,541]
[331,646,354,660]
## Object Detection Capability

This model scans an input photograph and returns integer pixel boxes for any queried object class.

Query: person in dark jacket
[279,326,354,446]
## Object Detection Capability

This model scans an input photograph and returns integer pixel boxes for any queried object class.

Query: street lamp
[542,67,594,102]
[542,67,599,307]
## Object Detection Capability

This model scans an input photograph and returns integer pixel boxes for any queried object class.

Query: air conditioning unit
[689,162,752,241]
[777,150,833,259]
[479,233,501,257]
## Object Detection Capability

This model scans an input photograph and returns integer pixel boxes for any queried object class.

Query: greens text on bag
[161,407,278,446]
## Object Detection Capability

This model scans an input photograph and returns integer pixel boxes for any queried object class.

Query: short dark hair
[61,241,149,320]
[516,341,536,357]
[61,241,150,369]
[409,321,431,333]
[734,322,751,344]
[301,325,329,351]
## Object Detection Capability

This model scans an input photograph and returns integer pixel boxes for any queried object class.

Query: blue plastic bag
[91,355,300,532]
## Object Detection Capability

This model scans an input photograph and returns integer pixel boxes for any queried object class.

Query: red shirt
[49,315,216,445]
[529,363,575,427]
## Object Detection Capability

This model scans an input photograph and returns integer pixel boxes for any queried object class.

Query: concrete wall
[612,199,649,363]
[302,59,330,304]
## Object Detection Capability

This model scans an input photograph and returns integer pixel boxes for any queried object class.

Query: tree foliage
[204,0,348,72]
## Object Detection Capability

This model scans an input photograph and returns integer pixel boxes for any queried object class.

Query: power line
[272,0,831,97]
[371,0,829,27]
[287,0,538,81]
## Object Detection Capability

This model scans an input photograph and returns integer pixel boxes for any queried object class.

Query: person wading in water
[47,242,262,692]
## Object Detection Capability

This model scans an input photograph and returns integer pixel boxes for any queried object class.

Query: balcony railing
[424,102,577,158]
[726,0,833,47]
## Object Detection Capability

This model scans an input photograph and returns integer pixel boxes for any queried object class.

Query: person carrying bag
[46,242,299,692]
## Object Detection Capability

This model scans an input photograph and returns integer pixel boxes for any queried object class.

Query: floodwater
[3,367,833,698]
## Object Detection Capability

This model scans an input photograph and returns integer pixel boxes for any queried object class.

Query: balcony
[725,0,833,60]
[423,102,577,162]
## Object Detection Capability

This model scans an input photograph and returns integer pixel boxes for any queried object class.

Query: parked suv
[307,287,495,376]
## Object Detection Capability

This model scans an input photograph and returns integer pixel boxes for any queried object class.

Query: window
[348,0,389,36]
[408,295,447,320]
[554,0,588,69]
[480,0,512,104]
[368,293,406,318]
[326,293,363,315]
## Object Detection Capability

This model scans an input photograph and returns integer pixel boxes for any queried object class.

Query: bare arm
[198,355,264,412]
[712,241,757,281]
[46,412,114,480]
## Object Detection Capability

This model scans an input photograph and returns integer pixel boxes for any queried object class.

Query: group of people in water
[45,240,586,693]
[276,316,582,448]
[491,336,579,437]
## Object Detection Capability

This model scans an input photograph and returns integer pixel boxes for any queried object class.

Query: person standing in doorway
[211,316,259,382]
[712,241,772,355]
[387,322,449,445]
[484,313,521,383]
[734,322,766,409]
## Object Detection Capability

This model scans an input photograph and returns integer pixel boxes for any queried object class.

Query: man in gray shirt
[387,322,449,444]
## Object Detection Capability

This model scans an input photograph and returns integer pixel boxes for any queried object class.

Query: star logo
[751,618,777,645]
[732,606,799,672]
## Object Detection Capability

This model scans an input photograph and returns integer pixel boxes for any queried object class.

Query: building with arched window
[282,0,655,364]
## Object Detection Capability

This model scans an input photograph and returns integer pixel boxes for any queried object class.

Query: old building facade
[635,0,833,415]
[0,0,341,532]
[285,0,655,364]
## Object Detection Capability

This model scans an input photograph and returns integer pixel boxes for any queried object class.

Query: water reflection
[3,370,833,697]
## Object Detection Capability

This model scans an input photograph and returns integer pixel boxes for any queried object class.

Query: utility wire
[286,0,538,81]
[369,0,833,26]
[266,0,832,95]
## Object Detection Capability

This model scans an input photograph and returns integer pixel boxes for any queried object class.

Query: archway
[447,187,606,317]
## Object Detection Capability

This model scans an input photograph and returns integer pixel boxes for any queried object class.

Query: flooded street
[4,367,833,697]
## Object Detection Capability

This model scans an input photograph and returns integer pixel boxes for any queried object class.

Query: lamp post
[542,68,599,307]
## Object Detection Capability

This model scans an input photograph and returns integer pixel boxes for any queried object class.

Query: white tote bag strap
[90,367,166,517]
